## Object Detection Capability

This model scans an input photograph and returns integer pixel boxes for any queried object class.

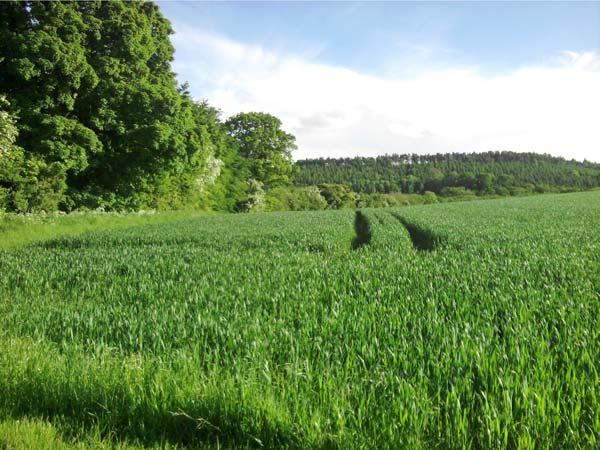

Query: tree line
[295,152,600,197]
[0,1,295,212]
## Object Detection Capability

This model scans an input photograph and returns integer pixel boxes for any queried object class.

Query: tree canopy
[0,1,293,212]
[225,112,296,188]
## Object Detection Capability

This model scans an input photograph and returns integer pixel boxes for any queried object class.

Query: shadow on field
[351,211,371,249]
[0,345,340,450]
[4,405,306,450]
[390,212,446,251]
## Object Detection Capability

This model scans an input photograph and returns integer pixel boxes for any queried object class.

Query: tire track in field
[352,209,447,252]
[389,211,446,251]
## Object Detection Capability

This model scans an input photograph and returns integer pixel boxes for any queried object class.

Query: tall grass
[0,210,206,250]
[1,194,599,448]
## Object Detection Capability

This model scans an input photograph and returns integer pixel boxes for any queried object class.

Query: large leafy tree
[0,1,101,210]
[0,1,302,212]
[225,112,296,188]
[0,1,213,211]
[71,1,208,209]
[190,101,250,212]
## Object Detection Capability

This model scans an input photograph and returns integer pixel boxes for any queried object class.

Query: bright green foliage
[225,112,296,188]
[0,1,101,210]
[0,96,18,155]
[0,209,206,250]
[264,186,328,211]
[70,1,208,210]
[0,417,190,450]
[317,183,357,209]
[1,191,599,448]
[0,95,24,209]
[189,101,239,211]
[0,1,218,211]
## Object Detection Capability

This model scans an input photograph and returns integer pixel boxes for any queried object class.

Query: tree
[317,184,356,209]
[190,101,250,212]
[0,1,214,210]
[476,173,494,193]
[295,152,600,197]
[225,112,296,187]
[71,1,212,209]
[0,95,23,209]
[238,178,265,212]
[423,167,445,192]
[0,1,101,210]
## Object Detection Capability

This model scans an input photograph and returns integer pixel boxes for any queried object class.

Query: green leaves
[0,1,219,211]
[225,112,296,188]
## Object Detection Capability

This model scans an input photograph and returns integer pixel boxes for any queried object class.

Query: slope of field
[1,193,599,449]
[0,210,207,250]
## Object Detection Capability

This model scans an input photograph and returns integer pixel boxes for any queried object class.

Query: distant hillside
[295,151,600,195]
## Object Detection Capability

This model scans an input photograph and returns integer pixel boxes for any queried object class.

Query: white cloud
[171,26,600,162]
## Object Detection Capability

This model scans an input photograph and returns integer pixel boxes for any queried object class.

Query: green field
[1,192,599,449]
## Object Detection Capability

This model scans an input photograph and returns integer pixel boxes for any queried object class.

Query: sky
[157,1,600,162]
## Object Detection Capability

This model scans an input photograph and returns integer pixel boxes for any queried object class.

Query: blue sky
[158,1,600,161]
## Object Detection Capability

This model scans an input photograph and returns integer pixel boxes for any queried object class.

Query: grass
[0,417,189,450]
[0,209,207,250]
[1,192,599,448]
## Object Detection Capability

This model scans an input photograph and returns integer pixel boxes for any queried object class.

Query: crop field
[1,192,599,449]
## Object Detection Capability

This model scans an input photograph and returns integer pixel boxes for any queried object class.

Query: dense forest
[296,152,600,196]
[1,1,598,213]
